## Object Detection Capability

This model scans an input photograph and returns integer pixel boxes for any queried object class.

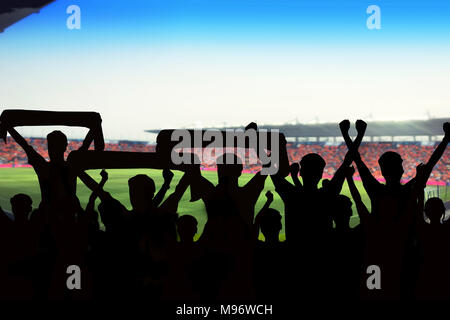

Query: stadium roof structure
[145,118,450,139]
[0,0,55,33]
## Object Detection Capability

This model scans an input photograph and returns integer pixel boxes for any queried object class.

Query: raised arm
[270,171,295,242]
[420,122,449,182]
[352,149,380,198]
[243,171,267,200]
[241,171,267,226]
[340,120,353,150]
[153,169,174,207]
[326,151,352,195]
[6,126,47,170]
[245,122,289,177]
[340,119,366,152]
[270,172,295,204]
[78,170,111,202]
[345,166,370,224]
[342,120,380,196]
[78,129,95,151]
[253,191,274,241]
[409,163,428,229]
[188,166,215,202]
[158,171,191,214]
[85,169,109,213]
[77,122,105,151]
[329,120,372,195]
[5,126,29,150]
[6,126,43,162]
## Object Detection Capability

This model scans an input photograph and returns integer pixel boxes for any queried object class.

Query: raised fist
[443,122,449,138]
[415,162,426,176]
[163,168,174,182]
[265,190,274,203]
[245,122,258,131]
[415,163,428,187]
[339,120,350,133]
[355,120,367,134]
[100,169,108,181]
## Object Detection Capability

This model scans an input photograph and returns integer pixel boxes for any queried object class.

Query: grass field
[1,168,448,239]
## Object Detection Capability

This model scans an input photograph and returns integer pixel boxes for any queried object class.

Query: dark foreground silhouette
[0,109,449,301]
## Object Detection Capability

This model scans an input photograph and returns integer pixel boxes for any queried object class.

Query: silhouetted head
[10,193,32,223]
[216,153,243,185]
[331,195,353,230]
[128,174,156,213]
[177,214,198,243]
[378,151,404,184]
[47,130,68,162]
[300,153,326,188]
[259,208,282,243]
[425,197,445,225]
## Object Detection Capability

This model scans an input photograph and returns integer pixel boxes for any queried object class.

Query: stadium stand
[0,119,448,301]
[1,137,448,184]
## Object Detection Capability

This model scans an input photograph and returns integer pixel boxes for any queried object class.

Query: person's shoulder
[403,179,417,192]
[100,194,125,212]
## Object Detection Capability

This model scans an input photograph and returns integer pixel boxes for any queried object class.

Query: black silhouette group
[0,110,449,301]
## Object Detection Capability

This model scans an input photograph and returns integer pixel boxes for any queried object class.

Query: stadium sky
[0,0,449,141]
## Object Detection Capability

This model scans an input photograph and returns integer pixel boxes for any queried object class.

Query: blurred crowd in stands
[1,137,448,184]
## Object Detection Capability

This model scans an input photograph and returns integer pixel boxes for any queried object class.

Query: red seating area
[0,137,155,166]
[285,142,449,184]
[0,138,448,184]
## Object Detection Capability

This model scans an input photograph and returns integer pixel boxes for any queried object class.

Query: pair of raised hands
[339,119,367,135]
[340,119,367,179]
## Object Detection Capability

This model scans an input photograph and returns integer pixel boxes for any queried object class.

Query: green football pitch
[1,168,448,240]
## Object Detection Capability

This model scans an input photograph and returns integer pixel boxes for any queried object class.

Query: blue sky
[1,0,449,140]
[4,0,450,46]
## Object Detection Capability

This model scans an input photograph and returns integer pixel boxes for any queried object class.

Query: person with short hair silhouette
[10,194,33,224]
[327,165,365,298]
[270,119,365,298]
[252,191,281,243]
[346,121,449,298]
[189,150,266,300]
[331,194,353,231]
[0,194,35,298]
[411,164,450,299]
[289,162,302,190]
[80,169,109,298]
[80,168,189,299]
[3,125,96,206]
[163,214,201,300]
[177,215,198,244]
[252,191,287,300]
[329,192,363,298]
[348,122,449,221]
